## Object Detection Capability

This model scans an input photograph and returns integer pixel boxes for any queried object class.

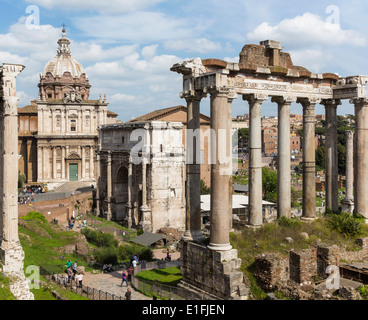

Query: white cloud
[163,38,222,53]
[289,49,334,73]
[247,12,367,48]
[25,0,166,14]
[74,12,191,42]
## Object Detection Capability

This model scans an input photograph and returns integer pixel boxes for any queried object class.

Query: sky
[1,0,368,121]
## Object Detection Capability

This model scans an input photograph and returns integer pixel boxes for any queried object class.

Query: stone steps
[53,181,91,193]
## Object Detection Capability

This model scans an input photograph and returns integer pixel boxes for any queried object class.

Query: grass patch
[134,267,182,287]
[0,273,15,300]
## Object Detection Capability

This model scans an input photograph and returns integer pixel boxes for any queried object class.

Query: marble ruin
[97,121,185,233]
[171,40,368,299]
[0,63,33,299]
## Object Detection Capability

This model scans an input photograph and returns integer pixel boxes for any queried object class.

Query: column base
[182,230,206,242]
[300,217,316,223]
[245,224,262,230]
[207,242,232,251]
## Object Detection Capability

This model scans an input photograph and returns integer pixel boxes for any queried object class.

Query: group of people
[66,259,83,287]
[18,195,35,205]
[120,268,133,300]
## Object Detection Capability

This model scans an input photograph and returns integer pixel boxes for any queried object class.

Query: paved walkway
[82,269,152,300]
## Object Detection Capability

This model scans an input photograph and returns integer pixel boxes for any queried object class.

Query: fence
[40,265,125,300]
[131,260,190,300]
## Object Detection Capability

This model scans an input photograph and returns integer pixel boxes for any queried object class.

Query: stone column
[126,161,133,228]
[322,99,341,212]
[106,151,112,220]
[243,94,268,227]
[89,146,94,179]
[140,161,151,232]
[43,146,47,180]
[95,152,101,216]
[52,146,57,180]
[183,92,205,242]
[351,98,368,220]
[26,139,33,183]
[341,130,354,213]
[37,146,43,182]
[272,96,295,218]
[207,87,236,251]
[61,146,66,180]
[81,146,86,179]
[298,98,320,221]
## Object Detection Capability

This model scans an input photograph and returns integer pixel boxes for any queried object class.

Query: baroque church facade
[18,28,119,190]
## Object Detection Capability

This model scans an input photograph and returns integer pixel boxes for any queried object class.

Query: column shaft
[183,94,204,241]
[323,100,340,212]
[273,97,292,218]
[208,88,234,251]
[106,152,112,220]
[353,98,368,219]
[245,95,267,226]
[299,99,318,220]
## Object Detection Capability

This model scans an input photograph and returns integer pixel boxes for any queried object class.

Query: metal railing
[40,265,125,300]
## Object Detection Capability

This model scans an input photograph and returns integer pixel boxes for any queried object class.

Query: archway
[115,166,128,221]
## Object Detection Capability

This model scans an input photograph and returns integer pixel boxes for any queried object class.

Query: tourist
[132,259,137,268]
[66,259,73,269]
[128,267,133,282]
[125,287,131,300]
[72,261,78,278]
[120,270,128,287]
[77,272,83,288]
[67,266,72,283]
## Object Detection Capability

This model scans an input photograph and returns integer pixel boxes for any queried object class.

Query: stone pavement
[82,269,152,300]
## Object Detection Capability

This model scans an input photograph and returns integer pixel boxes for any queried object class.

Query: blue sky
[1,0,368,121]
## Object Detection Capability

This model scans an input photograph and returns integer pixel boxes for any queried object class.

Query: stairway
[52,181,91,193]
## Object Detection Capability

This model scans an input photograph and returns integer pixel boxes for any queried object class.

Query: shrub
[20,211,47,223]
[94,247,118,264]
[117,243,153,262]
[81,228,118,247]
[357,285,368,299]
[278,216,301,228]
[137,228,144,236]
[326,212,363,238]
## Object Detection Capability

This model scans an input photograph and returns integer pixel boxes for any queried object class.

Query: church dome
[42,28,87,79]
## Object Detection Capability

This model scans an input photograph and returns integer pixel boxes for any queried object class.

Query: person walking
[128,267,133,283]
[67,266,72,283]
[72,261,78,279]
[77,272,83,288]
[120,270,128,287]
[125,287,131,300]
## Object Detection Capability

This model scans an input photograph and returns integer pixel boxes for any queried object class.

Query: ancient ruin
[171,40,368,299]
[97,121,185,232]
[0,63,33,299]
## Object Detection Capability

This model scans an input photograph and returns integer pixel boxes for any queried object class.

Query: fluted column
[183,92,205,242]
[298,97,320,220]
[322,99,341,212]
[81,146,86,179]
[351,98,368,219]
[207,87,236,251]
[272,96,295,218]
[95,152,101,216]
[140,160,151,231]
[89,146,94,179]
[243,94,268,226]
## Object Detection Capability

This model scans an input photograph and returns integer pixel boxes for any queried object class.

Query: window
[122,136,125,144]
[70,120,76,132]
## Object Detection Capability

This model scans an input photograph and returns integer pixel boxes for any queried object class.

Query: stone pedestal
[179,240,248,300]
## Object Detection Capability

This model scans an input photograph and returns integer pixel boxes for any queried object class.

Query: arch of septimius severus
[171,40,368,299]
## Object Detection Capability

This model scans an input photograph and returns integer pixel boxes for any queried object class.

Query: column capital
[350,97,368,106]
[320,99,342,107]
[208,86,237,101]
[346,130,354,139]
[181,89,207,102]
[242,93,268,104]
[297,97,321,107]
[271,95,296,105]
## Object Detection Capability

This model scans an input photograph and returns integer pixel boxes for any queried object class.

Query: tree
[200,180,210,195]
[315,144,325,171]
[18,171,26,189]
[262,167,277,203]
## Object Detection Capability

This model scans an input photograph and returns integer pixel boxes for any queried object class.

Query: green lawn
[134,267,182,286]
